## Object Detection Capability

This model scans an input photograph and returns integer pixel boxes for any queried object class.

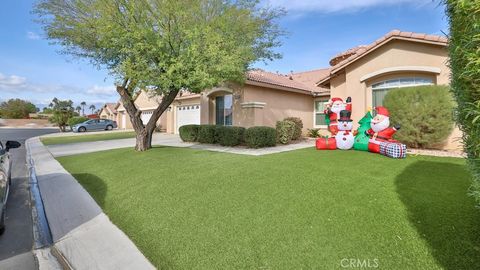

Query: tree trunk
[116,82,180,152]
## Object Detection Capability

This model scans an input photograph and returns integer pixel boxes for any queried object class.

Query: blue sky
[0,0,448,109]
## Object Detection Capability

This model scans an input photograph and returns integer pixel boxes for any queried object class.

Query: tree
[89,104,96,114]
[49,98,75,132]
[444,0,480,206]
[75,106,82,114]
[0,99,38,119]
[35,0,285,151]
[80,101,86,116]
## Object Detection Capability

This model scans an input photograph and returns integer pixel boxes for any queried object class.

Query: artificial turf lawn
[41,131,136,145]
[57,147,480,269]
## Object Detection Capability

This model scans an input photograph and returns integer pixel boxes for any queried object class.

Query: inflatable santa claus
[324,97,352,136]
[335,110,355,150]
[365,106,401,153]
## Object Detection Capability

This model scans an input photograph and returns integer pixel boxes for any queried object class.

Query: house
[116,30,461,151]
[98,103,118,121]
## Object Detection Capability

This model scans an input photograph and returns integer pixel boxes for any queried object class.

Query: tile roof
[318,30,449,85]
[291,68,331,87]
[105,103,117,114]
[246,69,329,95]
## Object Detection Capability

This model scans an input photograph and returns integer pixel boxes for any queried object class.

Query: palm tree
[75,106,81,114]
[89,104,96,114]
[80,101,86,115]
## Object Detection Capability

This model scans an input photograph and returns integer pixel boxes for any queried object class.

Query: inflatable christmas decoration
[365,106,406,159]
[315,137,337,150]
[353,111,373,151]
[335,110,355,150]
[324,97,352,136]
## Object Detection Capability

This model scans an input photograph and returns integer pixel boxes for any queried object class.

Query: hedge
[179,124,199,142]
[284,117,303,140]
[215,126,245,146]
[276,120,295,144]
[67,116,88,129]
[445,0,480,206]
[383,85,454,149]
[197,125,217,144]
[244,126,276,148]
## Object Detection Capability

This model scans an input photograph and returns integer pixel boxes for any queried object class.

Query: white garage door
[176,104,200,133]
[141,110,154,125]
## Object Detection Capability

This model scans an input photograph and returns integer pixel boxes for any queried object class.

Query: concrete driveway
[46,133,195,157]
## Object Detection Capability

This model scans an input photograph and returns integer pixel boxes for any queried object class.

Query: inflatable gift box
[316,137,336,150]
[379,142,407,159]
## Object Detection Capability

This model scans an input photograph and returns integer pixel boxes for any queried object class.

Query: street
[0,129,58,270]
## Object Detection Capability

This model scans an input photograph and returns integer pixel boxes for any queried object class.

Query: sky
[0,0,448,110]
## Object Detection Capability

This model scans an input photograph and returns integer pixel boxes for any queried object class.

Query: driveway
[0,128,58,270]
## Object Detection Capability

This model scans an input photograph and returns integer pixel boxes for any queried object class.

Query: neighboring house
[98,103,118,121]
[116,30,461,151]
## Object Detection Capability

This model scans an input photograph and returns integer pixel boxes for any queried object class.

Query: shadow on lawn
[72,173,108,208]
[396,160,480,269]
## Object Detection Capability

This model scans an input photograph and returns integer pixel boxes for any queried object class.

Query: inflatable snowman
[335,110,355,150]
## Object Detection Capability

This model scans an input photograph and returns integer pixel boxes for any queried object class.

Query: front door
[215,94,233,126]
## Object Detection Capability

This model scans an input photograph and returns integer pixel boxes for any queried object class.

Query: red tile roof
[317,30,449,85]
[246,69,329,95]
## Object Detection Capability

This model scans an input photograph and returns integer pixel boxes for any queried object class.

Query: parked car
[72,119,117,132]
[1,140,21,235]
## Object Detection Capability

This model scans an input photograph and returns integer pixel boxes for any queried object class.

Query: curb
[26,137,155,270]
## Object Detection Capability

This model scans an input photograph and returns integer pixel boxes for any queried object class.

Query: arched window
[372,77,433,107]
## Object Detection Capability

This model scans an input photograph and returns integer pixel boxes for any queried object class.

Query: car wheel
[106,125,113,131]
[79,127,86,132]
[0,207,5,235]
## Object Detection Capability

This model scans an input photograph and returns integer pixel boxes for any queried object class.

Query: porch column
[240,102,266,127]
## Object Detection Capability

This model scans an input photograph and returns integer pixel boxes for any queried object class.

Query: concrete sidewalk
[45,133,315,157]
[26,137,155,270]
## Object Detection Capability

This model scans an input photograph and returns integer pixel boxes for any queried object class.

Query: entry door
[176,105,200,133]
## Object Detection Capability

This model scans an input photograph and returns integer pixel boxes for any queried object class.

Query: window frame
[371,76,434,107]
[314,98,329,128]
[215,94,233,126]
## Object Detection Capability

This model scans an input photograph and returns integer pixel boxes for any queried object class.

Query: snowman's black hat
[339,110,352,122]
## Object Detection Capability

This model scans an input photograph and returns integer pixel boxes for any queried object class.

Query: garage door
[141,110,154,125]
[176,104,200,133]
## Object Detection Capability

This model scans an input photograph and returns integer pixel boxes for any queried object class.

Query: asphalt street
[0,128,58,270]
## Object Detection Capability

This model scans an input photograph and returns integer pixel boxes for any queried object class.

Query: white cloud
[0,73,27,88]
[266,0,432,13]
[87,85,116,96]
[27,31,40,40]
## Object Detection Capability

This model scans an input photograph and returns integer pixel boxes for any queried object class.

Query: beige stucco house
[113,30,461,151]
[98,103,118,121]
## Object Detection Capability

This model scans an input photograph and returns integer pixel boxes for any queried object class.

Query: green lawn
[41,131,136,145]
[58,147,480,269]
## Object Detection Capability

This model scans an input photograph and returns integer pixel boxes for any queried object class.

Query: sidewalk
[26,137,155,270]
[45,133,315,157]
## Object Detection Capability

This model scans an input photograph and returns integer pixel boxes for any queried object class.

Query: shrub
[215,126,245,146]
[197,125,217,144]
[383,85,454,149]
[307,128,321,138]
[276,120,295,144]
[284,117,303,140]
[445,0,480,206]
[244,126,276,148]
[67,116,88,129]
[179,124,199,142]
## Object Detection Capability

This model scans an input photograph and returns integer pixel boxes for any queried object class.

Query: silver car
[72,119,118,133]
[1,140,21,235]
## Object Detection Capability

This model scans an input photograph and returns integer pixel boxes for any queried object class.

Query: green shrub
[307,128,321,138]
[244,126,276,148]
[284,117,303,140]
[276,120,295,144]
[197,125,217,144]
[215,126,245,146]
[179,124,199,142]
[67,116,88,129]
[383,85,454,149]
[445,0,480,206]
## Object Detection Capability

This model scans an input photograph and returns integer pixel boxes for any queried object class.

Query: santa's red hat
[331,97,343,103]
[375,106,390,117]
